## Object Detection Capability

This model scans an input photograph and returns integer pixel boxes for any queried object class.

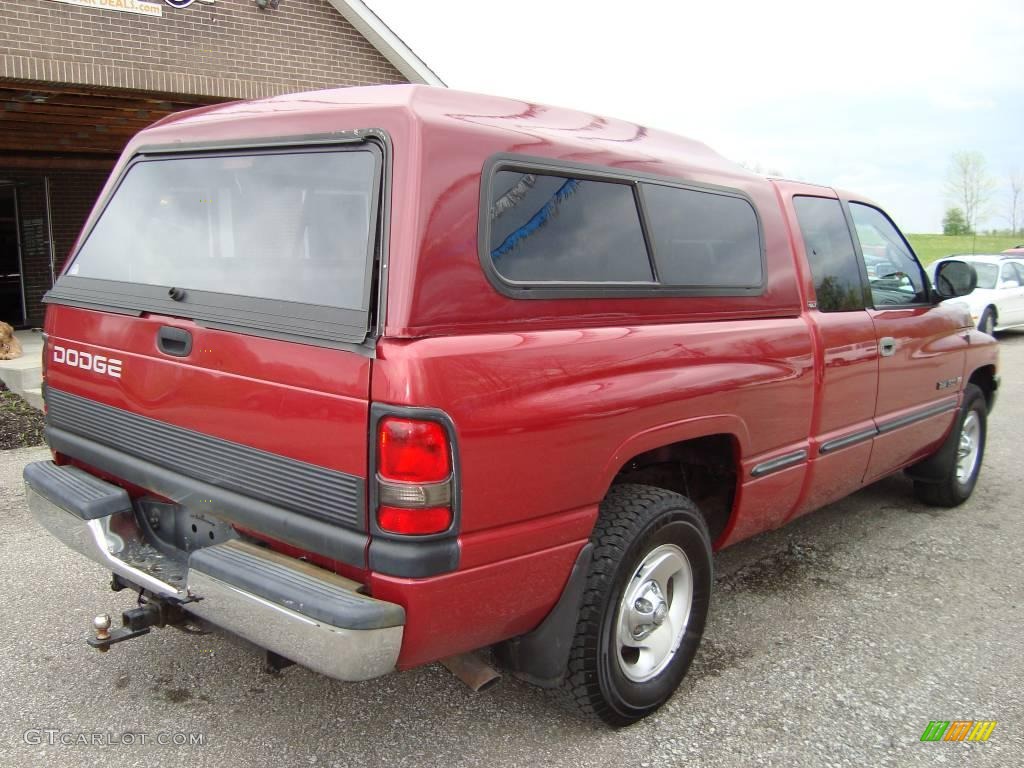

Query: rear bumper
[24,461,404,682]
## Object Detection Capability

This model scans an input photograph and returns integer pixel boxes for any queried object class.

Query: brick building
[0,0,440,326]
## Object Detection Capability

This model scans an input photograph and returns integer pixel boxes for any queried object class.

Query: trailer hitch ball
[93,614,112,651]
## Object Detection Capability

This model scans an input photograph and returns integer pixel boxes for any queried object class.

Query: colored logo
[164,0,197,7]
[920,721,997,742]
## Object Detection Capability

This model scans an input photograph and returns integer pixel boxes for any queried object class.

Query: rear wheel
[562,484,712,727]
[978,307,996,336]
[913,384,987,507]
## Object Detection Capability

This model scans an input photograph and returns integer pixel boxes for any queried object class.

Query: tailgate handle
[157,326,193,357]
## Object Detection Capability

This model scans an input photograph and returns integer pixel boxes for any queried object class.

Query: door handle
[156,326,192,357]
[879,337,896,357]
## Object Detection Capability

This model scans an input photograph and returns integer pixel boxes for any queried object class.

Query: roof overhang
[328,1,445,87]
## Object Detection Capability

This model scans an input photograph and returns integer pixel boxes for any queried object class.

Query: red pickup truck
[24,85,996,726]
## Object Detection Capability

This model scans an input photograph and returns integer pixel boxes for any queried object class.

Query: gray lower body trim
[750,449,808,478]
[820,397,960,455]
[820,427,878,455]
[876,397,959,434]
[45,387,365,531]
[45,426,368,566]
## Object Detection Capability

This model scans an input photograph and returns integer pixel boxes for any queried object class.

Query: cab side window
[793,196,868,311]
[848,203,928,306]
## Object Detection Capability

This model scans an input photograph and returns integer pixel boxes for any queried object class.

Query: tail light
[375,416,454,536]
[378,418,450,483]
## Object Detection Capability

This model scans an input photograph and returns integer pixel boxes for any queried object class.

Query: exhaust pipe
[440,652,502,692]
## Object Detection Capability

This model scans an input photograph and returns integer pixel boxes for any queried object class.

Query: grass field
[906,234,1023,265]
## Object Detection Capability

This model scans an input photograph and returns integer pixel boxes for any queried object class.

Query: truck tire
[913,384,987,507]
[978,307,996,336]
[562,484,712,727]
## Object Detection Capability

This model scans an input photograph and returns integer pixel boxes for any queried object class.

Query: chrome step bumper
[24,461,404,682]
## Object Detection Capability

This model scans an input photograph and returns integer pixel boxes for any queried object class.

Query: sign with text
[48,0,163,16]
[48,0,216,14]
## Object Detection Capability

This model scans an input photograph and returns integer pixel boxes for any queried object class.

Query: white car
[928,254,1024,335]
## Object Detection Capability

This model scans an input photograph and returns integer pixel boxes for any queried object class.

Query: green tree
[942,207,971,236]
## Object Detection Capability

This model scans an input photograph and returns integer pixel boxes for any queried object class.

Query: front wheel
[913,384,987,507]
[562,484,712,727]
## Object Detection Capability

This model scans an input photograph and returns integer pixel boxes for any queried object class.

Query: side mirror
[933,260,977,300]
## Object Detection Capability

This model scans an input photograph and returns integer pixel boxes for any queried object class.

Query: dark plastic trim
[45,387,366,530]
[134,129,378,156]
[367,403,461,577]
[366,537,460,579]
[368,130,394,340]
[45,277,372,349]
[820,398,959,456]
[156,325,192,357]
[876,397,958,434]
[750,449,808,478]
[819,427,878,455]
[477,153,768,300]
[495,542,593,687]
[189,541,405,630]
[23,460,132,520]
[45,425,369,566]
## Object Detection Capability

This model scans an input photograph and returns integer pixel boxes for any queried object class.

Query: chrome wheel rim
[956,411,981,485]
[614,543,692,683]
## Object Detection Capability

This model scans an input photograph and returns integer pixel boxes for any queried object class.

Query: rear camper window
[481,160,764,297]
[49,146,381,346]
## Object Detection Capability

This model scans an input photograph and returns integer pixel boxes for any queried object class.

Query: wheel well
[610,434,738,544]
[969,365,997,410]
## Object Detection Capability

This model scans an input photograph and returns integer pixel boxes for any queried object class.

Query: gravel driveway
[2,337,1022,768]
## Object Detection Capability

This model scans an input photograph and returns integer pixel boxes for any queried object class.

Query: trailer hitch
[88,593,200,652]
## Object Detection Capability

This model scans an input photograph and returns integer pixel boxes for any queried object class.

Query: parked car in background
[928,254,1024,335]
[864,252,897,279]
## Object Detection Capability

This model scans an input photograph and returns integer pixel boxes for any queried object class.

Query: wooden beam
[0,121,138,139]
[0,111,153,132]
[0,153,117,171]
[0,82,222,110]
[0,90,160,116]
[2,99,170,123]
[0,132,126,154]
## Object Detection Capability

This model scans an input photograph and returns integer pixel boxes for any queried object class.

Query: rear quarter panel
[370,322,814,666]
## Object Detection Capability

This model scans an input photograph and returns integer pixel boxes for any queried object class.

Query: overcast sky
[368,0,1024,233]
